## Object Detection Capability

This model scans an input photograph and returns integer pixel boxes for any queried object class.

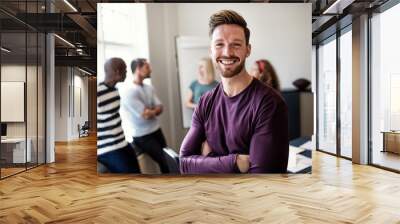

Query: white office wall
[146,4,180,149]
[54,67,89,141]
[79,75,89,124]
[55,67,68,141]
[176,3,312,90]
[71,73,89,138]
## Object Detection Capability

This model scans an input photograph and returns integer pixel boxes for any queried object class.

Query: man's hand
[236,154,250,173]
[142,106,163,119]
[201,141,212,156]
[153,105,163,116]
[142,108,156,119]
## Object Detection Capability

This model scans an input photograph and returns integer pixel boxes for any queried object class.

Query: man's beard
[215,57,245,78]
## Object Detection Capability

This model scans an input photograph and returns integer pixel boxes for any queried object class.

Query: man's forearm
[180,154,238,174]
[181,140,249,174]
[142,106,162,119]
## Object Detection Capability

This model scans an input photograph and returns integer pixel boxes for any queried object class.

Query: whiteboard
[1,82,25,122]
[176,36,210,128]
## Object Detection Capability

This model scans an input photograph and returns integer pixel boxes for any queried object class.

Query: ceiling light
[323,0,342,14]
[63,0,78,12]
[1,47,11,53]
[78,67,92,76]
[54,34,75,48]
[323,0,355,15]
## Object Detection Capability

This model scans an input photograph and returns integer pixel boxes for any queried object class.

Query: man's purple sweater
[179,78,289,174]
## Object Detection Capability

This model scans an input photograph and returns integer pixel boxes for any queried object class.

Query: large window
[0,1,46,179]
[317,25,353,159]
[339,28,352,158]
[317,36,337,154]
[370,2,400,171]
[97,3,149,83]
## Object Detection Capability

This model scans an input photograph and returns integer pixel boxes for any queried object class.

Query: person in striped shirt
[97,58,140,173]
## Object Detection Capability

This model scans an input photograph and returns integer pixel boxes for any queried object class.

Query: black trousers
[98,144,141,173]
[133,129,170,173]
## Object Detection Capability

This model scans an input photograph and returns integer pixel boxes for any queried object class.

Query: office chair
[78,121,90,138]
[163,148,180,174]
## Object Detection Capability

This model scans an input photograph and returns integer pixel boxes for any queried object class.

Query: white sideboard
[1,138,32,163]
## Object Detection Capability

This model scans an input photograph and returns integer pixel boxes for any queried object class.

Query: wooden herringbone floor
[1,135,400,224]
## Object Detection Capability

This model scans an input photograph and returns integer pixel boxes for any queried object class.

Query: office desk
[381,131,400,154]
[1,138,31,163]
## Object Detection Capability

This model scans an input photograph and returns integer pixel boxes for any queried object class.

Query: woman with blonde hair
[250,59,281,91]
[186,57,218,109]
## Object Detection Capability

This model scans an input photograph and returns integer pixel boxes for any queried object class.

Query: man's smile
[217,58,240,67]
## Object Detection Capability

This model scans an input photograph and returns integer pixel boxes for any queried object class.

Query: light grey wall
[352,14,369,164]
[46,33,55,163]
[55,67,69,141]
[54,67,89,141]
[146,4,184,150]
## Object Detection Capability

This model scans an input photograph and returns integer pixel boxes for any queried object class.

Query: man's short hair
[209,10,250,45]
[131,58,147,73]
[104,57,124,73]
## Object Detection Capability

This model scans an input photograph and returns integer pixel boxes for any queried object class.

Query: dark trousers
[98,144,141,173]
[133,129,170,173]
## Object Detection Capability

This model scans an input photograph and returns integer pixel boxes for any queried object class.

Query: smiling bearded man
[179,10,289,174]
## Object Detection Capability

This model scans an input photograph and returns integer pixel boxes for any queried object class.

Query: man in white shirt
[119,58,170,173]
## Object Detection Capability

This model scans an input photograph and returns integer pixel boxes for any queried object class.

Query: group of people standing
[97,58,169,173]
[98,9,289,174]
